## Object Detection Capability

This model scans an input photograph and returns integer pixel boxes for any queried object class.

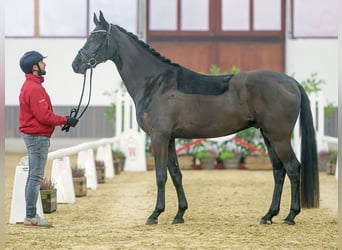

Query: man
[19,50,78,228]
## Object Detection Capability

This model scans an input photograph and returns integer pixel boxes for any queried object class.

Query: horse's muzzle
[72,57,87,74]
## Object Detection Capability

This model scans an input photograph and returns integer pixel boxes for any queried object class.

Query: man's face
[32,60,46,75]
[38,61,46,75]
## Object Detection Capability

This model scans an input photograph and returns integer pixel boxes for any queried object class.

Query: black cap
[19,51,47,73]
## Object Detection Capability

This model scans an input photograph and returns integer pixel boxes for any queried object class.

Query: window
[149,0,177,31]
[292,0,337,38]
[148,0,211,35]
[148,0,285,38]
[39,0,86,37]
[5,0,138,37]
[181,0,209,31]
[89,0,137,34]
[221,0,250,31]
[5,0,35,37]
[253,0,281,31]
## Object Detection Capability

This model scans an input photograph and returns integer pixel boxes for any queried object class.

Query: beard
[37,64,46,75]
[38,69,46,75]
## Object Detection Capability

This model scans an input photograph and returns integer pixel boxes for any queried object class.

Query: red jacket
[19,74,67,137]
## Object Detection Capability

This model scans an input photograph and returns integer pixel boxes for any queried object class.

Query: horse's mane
[114,25,181,68]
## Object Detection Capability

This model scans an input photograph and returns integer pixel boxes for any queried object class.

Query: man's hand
[66,116,79,127]
[61,116,79,132]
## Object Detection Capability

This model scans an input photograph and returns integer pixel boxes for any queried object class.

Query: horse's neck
[110,29,167,101]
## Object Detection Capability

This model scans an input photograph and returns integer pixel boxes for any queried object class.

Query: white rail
[47,137,119,160]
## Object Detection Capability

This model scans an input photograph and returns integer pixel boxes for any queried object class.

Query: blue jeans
[23,134,50,218]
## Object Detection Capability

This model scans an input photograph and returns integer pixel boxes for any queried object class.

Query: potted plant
[196,150,217,169]
[235,128,271,170]
[176,138,197,170]
[213,138,240,169]
[71,165,87,197]
[112,150,125,173]
[40,178,57,213]
[244,152,272,170]
[95,160,105,183]
[219,151,239,169]
[177,153,195,170]
[318,150,337,172]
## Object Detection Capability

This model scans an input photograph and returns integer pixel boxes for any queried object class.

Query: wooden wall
[148,40,284,74]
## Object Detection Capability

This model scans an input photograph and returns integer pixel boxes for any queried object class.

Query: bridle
[62,25,111,132]
[78,24,112,68]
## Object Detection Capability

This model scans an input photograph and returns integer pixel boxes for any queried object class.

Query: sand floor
[4,153,338,249]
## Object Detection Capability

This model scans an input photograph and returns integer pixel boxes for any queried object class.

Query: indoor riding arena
[4,0,338,249]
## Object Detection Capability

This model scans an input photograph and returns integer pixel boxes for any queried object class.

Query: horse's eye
[91,34,102,42]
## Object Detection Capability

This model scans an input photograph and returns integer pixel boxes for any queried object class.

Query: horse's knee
[171,170,182,184]
[156,171,167,188]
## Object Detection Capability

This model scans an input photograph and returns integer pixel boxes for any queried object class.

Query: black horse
[72,12,319,225]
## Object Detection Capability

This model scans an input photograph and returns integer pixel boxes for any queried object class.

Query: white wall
[286,38,338,105]
[5,37,338,107]
[5,38,122,106]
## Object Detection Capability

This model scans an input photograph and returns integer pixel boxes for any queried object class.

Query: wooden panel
[217,41,284,72]
[148,41,215,73]
[5,106,114,138]
[148,40,284,74]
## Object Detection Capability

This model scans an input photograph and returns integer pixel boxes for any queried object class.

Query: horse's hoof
[259,218,272,225]
[145,218,158,225]
[284,219,295,225]
[172,218,184,224]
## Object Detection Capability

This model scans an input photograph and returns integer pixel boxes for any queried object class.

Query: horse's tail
[298,84,320,208]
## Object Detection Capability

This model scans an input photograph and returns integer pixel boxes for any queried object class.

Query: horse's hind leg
[260,134,286,224]
[262,134,301,225]
[167,138,188,224]
[283,150,301,225]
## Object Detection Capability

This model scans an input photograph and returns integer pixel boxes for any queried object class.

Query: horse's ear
[93,13,99,26]
[99,11,109,29]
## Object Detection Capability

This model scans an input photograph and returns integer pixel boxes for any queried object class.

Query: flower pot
[178,155,194,170]
[318,155,336,172]
[326,160,336,175]
[40,188,57,213]
[73,176,87,197]
[223,157,239,169]
[113,155,125,173]
[113,159,121,175]
[199,156,216,169]
[245,156,272,170]
[96,166,105,183]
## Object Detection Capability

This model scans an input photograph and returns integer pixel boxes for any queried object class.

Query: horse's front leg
[167,139,188,224]
[145,133,169,225]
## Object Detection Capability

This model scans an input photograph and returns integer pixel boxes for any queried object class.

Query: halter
[62,25,111,132]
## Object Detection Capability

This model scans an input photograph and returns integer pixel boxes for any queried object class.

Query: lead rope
[62,66,93,132]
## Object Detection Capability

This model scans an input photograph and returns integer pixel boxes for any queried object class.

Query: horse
[72,11,319,225]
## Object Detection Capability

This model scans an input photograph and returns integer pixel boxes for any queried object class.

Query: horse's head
[72,11,112,74]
